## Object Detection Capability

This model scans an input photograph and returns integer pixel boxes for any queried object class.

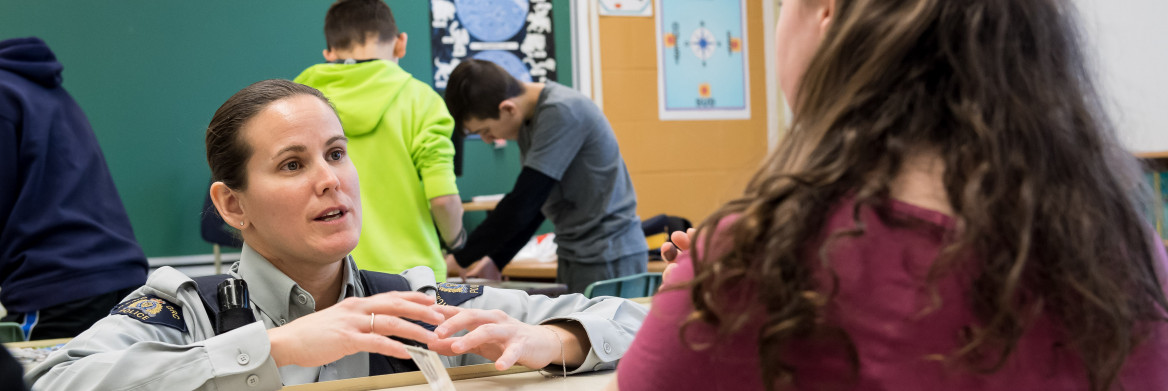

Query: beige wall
[598,1,773,225]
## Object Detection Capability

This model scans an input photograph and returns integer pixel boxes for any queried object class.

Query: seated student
[26,80,645,390]
[613,0,1168,390]
[443,60,648,293]
[0,36,149,340]
[294,0,465,280]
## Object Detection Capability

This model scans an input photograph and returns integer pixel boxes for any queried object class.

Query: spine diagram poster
[655,0,750,120]
[431,0,557,90]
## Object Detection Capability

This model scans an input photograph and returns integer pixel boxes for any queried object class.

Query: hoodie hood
[0,37,64,89]
[293,60,413,137]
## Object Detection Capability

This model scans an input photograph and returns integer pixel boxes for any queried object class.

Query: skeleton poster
[431,0,558,89]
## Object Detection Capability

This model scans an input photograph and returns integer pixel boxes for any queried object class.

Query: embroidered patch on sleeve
[110,294,187,333]
[434,282,485,307]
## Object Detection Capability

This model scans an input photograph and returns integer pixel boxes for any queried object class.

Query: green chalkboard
[0,0,570,257]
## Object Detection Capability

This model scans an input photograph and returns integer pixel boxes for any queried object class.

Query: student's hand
[466,256,502,280]
[266,291,444,368]
[445,254,469,282]
[660,228,695,282]
[429,306,586,371]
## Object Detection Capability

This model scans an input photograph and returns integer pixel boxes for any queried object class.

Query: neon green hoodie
[295,60,457,280]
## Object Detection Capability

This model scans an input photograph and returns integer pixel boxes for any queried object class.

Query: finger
[353,332,412,359]
[373,313,438,343]
[361,293,444,325]
[452,324,510,354]
[437,309,506,339]
[494,342,523,371]
[426,338,459,356]
[431,304,463,318]
[431,306,465,337]
[672,230,693,251]
[661,242,679,262]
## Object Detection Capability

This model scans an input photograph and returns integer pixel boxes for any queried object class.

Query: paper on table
[405,345,457,391]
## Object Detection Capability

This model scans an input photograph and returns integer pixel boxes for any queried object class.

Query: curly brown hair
[685,1,1168,390]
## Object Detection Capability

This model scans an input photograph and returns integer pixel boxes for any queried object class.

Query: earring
[240,221,245,227]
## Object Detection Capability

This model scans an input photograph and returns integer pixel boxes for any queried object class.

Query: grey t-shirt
[517,82,648,264]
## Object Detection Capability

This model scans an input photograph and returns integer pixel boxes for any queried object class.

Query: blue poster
[656,0,750,120]
[431,0,557,89]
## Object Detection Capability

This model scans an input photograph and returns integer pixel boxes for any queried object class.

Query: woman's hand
[266,291,445,367]
[428,306,587,371]
[660,228,695,281]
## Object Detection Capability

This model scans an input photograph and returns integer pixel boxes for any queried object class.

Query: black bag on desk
[641,214,693,261]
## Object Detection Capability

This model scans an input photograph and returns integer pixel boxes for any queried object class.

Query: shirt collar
[233,243,363,323]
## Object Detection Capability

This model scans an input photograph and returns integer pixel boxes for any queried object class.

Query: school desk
[461,200,500,212]
[502,257,668,280]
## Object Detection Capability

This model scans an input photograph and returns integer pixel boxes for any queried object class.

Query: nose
[315,162,341,196]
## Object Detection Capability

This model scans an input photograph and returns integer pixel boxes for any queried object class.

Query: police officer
[25,80,646,390]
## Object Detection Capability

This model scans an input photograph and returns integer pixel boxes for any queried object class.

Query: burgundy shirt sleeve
[616,216,766,390]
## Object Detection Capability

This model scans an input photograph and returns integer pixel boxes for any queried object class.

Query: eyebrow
[272,136,349,159]
[326,135,348,145]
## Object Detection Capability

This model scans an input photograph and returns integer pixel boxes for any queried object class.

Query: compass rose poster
[655,0,750,120]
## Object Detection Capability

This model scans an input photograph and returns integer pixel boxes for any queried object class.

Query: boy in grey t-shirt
[443,59,648,293]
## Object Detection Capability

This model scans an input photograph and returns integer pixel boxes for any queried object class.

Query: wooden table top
[502,258,667,280]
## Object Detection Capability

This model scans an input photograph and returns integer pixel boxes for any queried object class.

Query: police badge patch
[110,294,187,332]
[434,282,484,307]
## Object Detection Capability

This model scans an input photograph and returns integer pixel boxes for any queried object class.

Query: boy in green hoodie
[294,0,464,280]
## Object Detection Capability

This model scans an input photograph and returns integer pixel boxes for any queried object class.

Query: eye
[329,148,346,161]
[282,161,301,171]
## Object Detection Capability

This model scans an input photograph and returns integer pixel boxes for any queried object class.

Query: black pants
[2,287,136,341]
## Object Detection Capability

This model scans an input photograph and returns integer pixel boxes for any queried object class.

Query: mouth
[314,207,348,222]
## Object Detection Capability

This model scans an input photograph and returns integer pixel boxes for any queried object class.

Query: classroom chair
[0,322,23,343]
[583,272,663,299]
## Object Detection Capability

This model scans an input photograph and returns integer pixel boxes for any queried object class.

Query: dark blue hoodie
[0,37,147,313]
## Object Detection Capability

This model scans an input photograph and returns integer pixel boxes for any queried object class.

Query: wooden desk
[285,363,613,391]
[502,258,668,280]
[461,200,499,212]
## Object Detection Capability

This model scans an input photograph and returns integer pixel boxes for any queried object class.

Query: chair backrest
[0,322,23,343]
[583,273,663,299]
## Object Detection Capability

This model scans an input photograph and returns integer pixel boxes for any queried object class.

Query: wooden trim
[4,338,72,349]
[284,363,535,391]
[461,200,499,212]
[1135,151,1168,160]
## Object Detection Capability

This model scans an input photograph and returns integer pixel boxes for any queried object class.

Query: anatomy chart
[431,0,557,89]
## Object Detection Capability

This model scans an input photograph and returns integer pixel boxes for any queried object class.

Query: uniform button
[236,353,250,365]
[603,342,612,354]
[246,374,259,387]
[278,318,287,325]
[297,294,307,305]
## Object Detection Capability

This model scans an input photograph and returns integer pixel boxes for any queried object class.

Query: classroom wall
[0,1,570,257]
[596,1,772,226]
[1074,0,1168,153]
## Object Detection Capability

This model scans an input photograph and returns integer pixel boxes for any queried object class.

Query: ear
[210,182,247,229]
[323,48,338,63]
[818,0,835,33]
[498,99,519,117]
[393,33,408,59]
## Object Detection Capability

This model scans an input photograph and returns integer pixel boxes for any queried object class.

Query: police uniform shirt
[25,243,647,390]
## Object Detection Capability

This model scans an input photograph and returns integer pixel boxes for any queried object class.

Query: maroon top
[618,199,1168,390]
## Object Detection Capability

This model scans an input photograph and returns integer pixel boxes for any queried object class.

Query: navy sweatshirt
[0,37,147,312]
